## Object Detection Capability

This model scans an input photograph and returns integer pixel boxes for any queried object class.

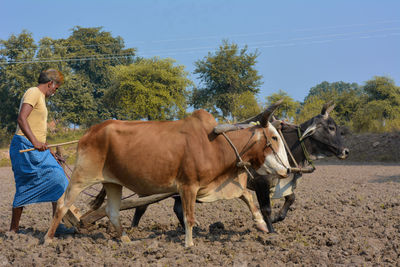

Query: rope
[278,128,299,168]
[221,132,255,180]
[297,127,316,170]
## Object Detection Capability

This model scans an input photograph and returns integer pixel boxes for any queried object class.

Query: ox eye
[272,136,278,141]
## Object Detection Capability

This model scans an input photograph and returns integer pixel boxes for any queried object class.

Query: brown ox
[44,102,289,247]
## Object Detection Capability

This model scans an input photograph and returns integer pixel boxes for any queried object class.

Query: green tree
[296,95,328,123]
[34,36,99,128]
[352,76,400,132]
[62,26,136,120]
[305,81,359,102]
[48,73,97,127]
[63,26,136,97]
[298,81,362,125]
[192,40,262,119]
[0,30,40,132]
[104,57,193,120]
[230,92,262,122]
[266,90,300,122]
[0,28,137,131]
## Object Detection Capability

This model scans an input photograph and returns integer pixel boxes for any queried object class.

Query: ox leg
[45,181,92,243]
[131,205,149,227]
[173,196,185,228]
[179,186,198,247]
[103,183,130,242]
[253,178,276,233]
[272,193,295,223]
[239,190,268,232]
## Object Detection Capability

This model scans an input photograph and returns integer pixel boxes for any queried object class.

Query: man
[9,69,71,233]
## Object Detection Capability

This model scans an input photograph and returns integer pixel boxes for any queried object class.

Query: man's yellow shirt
[15,87,48,143]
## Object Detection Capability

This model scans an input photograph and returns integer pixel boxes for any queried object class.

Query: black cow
[242,102,349,232]
[127,102,349,232]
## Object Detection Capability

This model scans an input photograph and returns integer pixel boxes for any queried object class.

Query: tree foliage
[48,73,97,127]
[61,26,136,119]
[1,28,399,140]
[192,40,262,119]
[297,81,363,126]
[352,76,400,132]
[229,91,262,123]
[63,26,135,92]
[0,30,40,132]
[104,57,192,120]
[266,90,300,122]
[0,28,136,133]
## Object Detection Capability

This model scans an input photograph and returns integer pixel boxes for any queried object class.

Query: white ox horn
[299,123,317,141]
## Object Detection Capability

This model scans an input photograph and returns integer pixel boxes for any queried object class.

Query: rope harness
[220,126,288,180]
[220,122,318,180]
[297,127,316,171]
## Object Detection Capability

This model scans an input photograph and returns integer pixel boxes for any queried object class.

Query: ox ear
[260,99,283,127]
[321,101,335,119]
[271,116,283,130]
[300,122,317,141]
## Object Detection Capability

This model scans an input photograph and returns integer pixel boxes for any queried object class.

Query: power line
[136,27,400,56]
[148,19,400,43]
[0,55,135,65]
[1,51,135,63]
[1,19,398,52]
[0,30,399,65]
[138,32,400,58]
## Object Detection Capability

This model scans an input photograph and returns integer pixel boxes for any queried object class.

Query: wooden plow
[48,144,175,228]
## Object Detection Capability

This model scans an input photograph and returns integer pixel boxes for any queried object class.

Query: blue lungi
[9,135,69,208]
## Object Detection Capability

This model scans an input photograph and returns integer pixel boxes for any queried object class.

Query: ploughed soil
[0,162,399,266]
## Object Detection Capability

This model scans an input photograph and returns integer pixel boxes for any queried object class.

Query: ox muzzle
[337,147,349,160]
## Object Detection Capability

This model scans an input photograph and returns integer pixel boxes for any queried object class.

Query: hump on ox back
[43,100,288,247]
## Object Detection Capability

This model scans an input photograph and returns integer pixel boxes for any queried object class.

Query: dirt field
[0,162,399,266]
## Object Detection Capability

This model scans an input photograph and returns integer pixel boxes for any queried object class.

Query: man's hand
[33,141,48,151]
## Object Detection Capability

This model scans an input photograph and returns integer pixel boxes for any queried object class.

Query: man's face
[47,80,60,97]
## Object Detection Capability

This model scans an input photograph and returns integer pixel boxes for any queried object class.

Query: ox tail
[89,186,106,210]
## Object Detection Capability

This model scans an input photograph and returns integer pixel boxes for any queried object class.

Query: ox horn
[321,101,335,119]
[299,122,317,141]
[238,112,264,125]
[260,99,283,127]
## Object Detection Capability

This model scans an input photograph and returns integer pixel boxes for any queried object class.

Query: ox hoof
[185,242,194,248]
[271,215,284,223]
[43,236,53,245]
[256,222,269,233]
[121,235,131,243]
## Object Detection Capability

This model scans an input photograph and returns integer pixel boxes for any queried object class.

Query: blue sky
[1,0,399,102]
